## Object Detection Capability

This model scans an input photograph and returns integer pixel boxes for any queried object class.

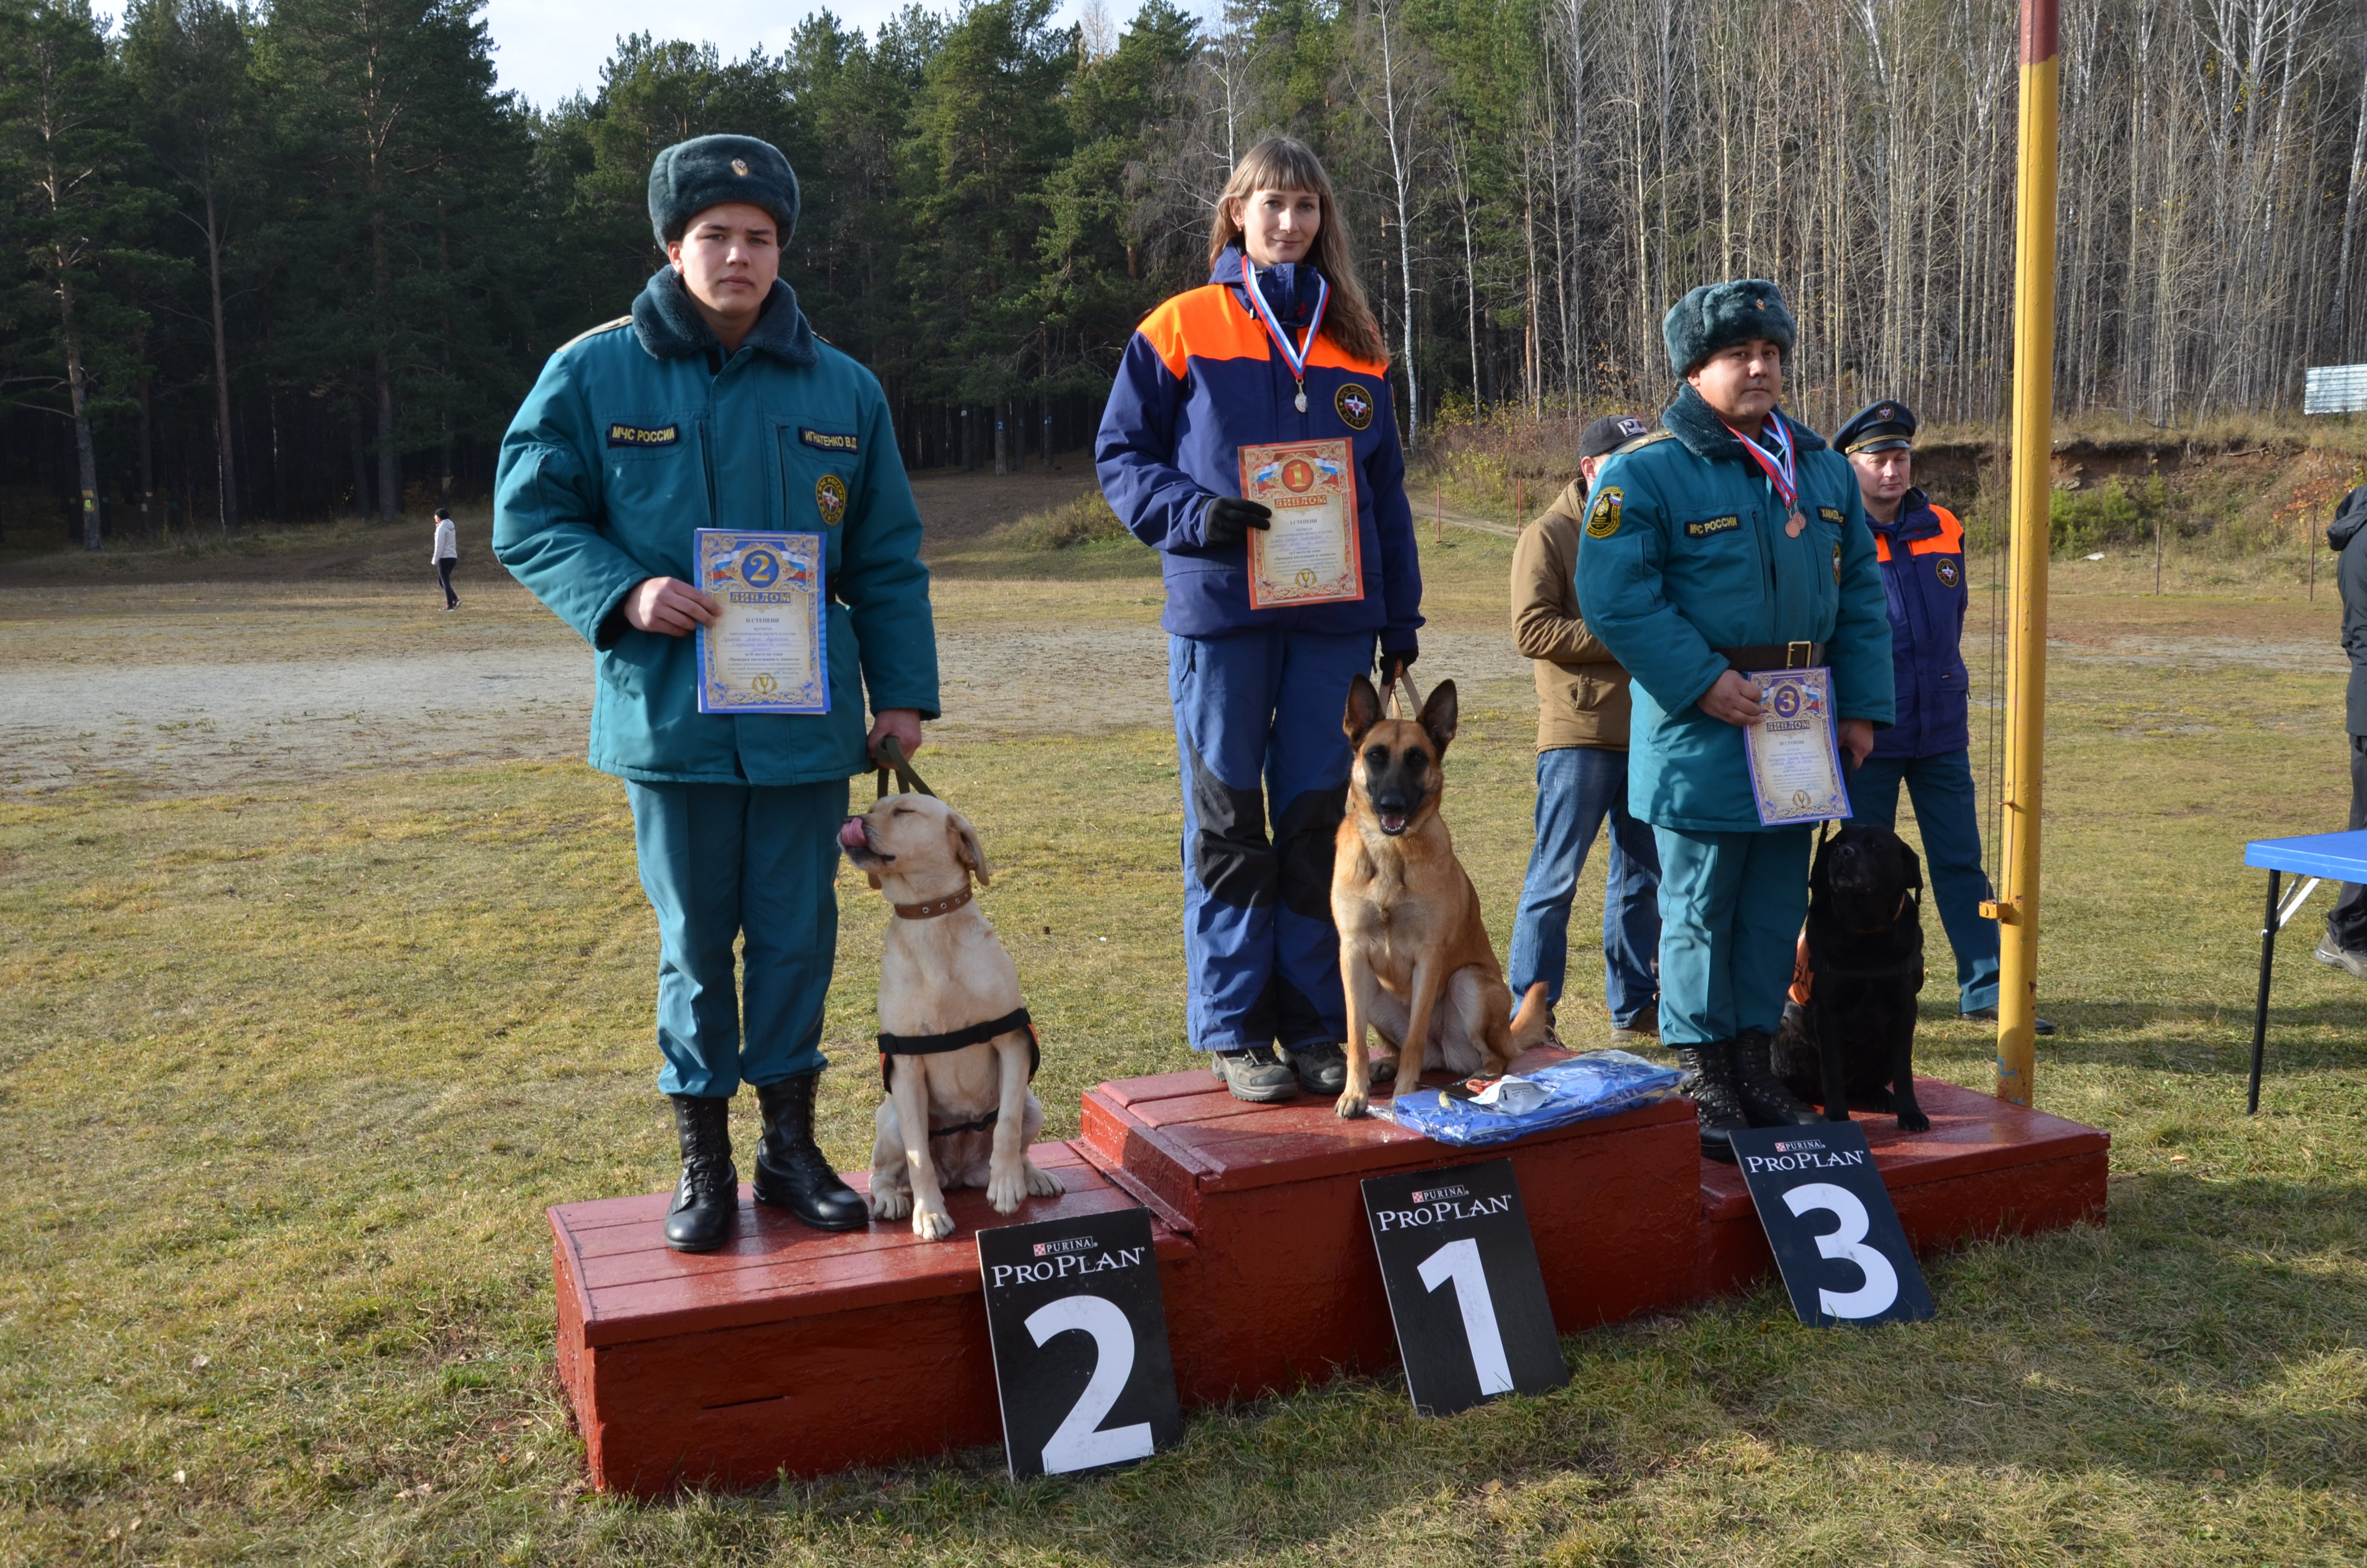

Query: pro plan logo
[1334,382,1374,430]
[1741,1135,1870,1176]
[986,1231,1148,1287]
[1372,1182,1514,1231]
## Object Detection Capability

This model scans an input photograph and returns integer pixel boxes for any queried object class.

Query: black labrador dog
[1772,821,1931,1132]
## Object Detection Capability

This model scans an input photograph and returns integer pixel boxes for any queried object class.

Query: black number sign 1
[976,1207,1182,1479]
[1728,1122,1935,1327]
[1360,1158,1570,1415]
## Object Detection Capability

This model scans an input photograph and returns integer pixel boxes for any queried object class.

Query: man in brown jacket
[1506,414,1663,1043]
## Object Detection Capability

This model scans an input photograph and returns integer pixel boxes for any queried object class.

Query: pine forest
[2,0,2365,545]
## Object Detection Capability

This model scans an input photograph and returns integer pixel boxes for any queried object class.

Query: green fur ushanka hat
[648,134,801,247]
[1663,278,1797,376]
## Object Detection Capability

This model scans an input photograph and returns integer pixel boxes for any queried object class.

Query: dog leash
[1388,670,1423,720]
[874,734,935,801]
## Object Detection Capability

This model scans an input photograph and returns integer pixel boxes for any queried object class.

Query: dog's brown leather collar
[893,883,974,920]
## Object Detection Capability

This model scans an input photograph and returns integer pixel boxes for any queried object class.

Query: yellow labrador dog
[839,792,1063,1239]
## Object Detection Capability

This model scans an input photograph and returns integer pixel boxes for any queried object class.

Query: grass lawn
[2,524,2364,1565]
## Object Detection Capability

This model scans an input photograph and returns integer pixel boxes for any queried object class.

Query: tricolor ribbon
[1725,412,1799,513]
[1240,256,1329,392]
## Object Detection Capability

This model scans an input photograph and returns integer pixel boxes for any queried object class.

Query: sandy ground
[0,477,2343,796]
[0,571,1534,796]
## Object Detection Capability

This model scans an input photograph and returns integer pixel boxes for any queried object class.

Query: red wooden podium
[549,1064,2107,1495]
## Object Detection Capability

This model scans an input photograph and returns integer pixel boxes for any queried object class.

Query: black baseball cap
[1581,414,1651,460]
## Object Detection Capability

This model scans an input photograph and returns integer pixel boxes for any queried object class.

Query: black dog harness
[877,1007,1041,1138]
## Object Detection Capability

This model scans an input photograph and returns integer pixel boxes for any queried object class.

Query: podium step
[549,1064,2108,1492]
[1693,1077,2110,1298]
[550,1140,1192,1496]
[1075,1049,1704,1405]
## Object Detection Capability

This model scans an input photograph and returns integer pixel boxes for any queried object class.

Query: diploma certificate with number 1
[1238,438,1362,609]
[694,529,828,715]
[1742,666,1852,826]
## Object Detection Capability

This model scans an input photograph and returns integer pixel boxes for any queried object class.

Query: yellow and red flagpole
[1991,0,2061,1106]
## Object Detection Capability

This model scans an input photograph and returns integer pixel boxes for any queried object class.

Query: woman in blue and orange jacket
[1095,135,1423,1105]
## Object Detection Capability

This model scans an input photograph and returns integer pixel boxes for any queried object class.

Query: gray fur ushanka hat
[648,134,801,247]
[1663,279,1796,376]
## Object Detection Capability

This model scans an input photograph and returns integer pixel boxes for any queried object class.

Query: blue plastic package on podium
[1383,1049,1685,1147]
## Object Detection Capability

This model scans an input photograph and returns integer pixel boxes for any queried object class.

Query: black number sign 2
[977,1207,1182,1479]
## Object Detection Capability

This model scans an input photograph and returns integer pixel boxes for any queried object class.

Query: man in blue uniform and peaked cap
[1829,398,2052,1035]
[495,135,940,1251]
[1575,280,1895,1161]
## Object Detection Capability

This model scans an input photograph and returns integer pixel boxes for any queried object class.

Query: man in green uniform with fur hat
[495,134,939,1250]
[1574,280,1894,1161]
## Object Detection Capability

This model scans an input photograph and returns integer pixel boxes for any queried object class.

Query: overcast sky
[87,0,1104,110]
[480,0,928,108]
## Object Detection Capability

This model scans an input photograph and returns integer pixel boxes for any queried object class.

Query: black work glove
[1379,640,1418,687]
[1201,496,1272,548]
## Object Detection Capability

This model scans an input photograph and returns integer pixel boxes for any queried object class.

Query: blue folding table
[2242,830,2367,1112]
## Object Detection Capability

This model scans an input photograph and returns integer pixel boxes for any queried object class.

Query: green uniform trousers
[1653,825,1814,1046]
[625,778,848,1098]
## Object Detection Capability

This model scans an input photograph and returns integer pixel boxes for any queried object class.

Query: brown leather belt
[1716,641,1826,671]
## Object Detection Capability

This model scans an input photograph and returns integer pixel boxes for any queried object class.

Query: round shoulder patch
[815,472,848,527]
[1585,487,1623,539]
[1334,382,1375,430]
[1935,557,1960,588]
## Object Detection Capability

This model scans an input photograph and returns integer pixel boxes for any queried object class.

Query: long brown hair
[1208,137,1389,368]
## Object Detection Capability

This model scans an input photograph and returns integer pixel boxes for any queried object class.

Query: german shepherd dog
[1772,822,1931,1131]
[1332,675,1551,1119]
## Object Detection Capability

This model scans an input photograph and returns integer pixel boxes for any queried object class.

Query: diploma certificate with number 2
[1238,439,1362,609]
[694,529,828,715]
[1742,666,1852,826]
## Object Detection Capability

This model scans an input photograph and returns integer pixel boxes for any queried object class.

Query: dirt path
[2,467,2339,795]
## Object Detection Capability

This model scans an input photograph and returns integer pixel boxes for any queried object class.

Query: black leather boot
[664,1094,738,1253]
[1733,1028,1823,1128]
[752,1071,868,1231]
[1678,1040,1752,1164]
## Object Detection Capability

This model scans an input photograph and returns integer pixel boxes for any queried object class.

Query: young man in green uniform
[494,135,939,1249]
[1574,280,1894,1160]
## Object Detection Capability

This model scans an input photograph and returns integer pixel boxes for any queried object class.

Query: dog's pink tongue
[837,817,868,850]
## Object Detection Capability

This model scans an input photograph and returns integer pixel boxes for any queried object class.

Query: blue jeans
[1171,629,1375,1051]
[1845,750,2001,1014]
[1654,825,1814,1046]
[625,778,846,1097]
[1507,746,1661,1026]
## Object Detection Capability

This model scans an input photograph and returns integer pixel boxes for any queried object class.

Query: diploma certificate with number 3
[694,529,828,715]
[1238,438,1362,609]
[1743,667,1852,826]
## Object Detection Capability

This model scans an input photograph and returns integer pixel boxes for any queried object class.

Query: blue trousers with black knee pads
[1170,629,1375,1052]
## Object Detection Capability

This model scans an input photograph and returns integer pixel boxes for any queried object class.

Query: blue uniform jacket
[1868,488,1971,760]
[1574,383,1895,832]
[1095,246,1422,644]
[494,268,939,786]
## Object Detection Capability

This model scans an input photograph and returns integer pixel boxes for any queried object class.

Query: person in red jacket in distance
[1096,136,1424,1104]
